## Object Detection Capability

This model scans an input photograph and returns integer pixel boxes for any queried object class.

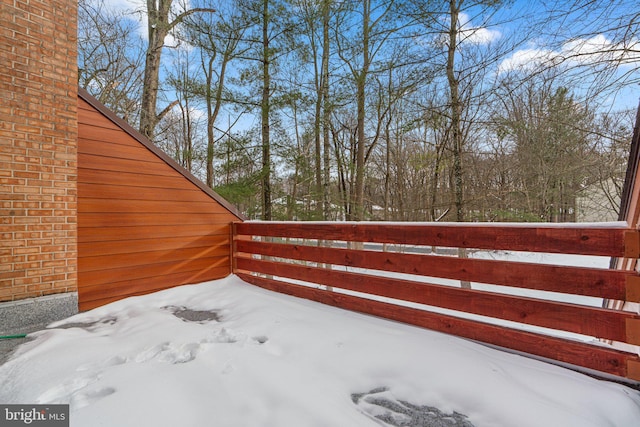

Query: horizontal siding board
[80,296,128,311]
[79,212,233,228]
[78,169,195,190]
[79,255,229,287]
[78,182,214,203]
[78,113,119,131]
[78,224,231,243]
[236,257,636,342]
[79,198,232,214]
[235,222,626,257]
[78,106,121,131]
[235,239,630,300]
[79,138,165,163]
[237,273,639,379]
[79,124,147,148]
[78,99,95,112]
[78,266,230,311]
[79,235,229,257]
[78,153,179,177]
[80,245,231,272]
[78,98,115,115]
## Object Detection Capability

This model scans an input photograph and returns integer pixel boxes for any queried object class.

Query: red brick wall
[0,0,78,302]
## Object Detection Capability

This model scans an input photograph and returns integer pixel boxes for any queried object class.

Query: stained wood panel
[79,224,230,243]
[235,221,629,257]
[80,212,234,228]
[77,89,242,310]
[79,198,233,214]
[80,266,230,311]
[80,256,229,287]
[80,169,196,190]
[78,183,205,202]
[79,235,230,258]
[79,153,176,177]
[79,137,164,161]
[235,239,632,300]
[80,245,230,272]
[78,103,120,129]
[79,126,146,147]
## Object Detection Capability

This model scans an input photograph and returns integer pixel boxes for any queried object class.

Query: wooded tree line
[78,0,639,222]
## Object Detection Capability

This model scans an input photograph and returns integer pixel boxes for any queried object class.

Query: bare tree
[78,0,145,124]
[139,0,215,140]
[493,71,598,222]
[583,108,634,220]
[530,0,640,106]
[334,0,415,220]
[184,3,248,188]
[296,0,336,219]
[162,50,200,173]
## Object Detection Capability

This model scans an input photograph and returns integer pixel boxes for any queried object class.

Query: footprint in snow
[70,386,116,410]
[352,387,475,427]
[135,342,200,364]
[164,306,222,324]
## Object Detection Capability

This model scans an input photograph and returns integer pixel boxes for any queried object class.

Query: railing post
[626,276,640,302]
[624,230,640,258]
[629,360,640,381]
[230,221,238,275]
[627,318,640,346]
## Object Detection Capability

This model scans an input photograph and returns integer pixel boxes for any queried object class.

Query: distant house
[576,178,621,223]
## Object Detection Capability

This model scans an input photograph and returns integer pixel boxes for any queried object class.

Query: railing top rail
[241,220,629,228]
[235,221,636,258]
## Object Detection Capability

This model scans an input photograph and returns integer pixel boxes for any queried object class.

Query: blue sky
[104,0,639,112]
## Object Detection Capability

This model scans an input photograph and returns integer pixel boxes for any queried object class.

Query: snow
[1,275,639,427]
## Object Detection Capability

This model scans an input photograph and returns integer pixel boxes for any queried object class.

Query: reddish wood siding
[77,93,241,310]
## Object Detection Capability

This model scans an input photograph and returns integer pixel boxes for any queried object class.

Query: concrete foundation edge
[0,292,79,336]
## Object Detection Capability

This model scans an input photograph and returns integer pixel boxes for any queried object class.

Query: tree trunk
[206,55,215,188]
[446,0,470,288]
[139,0,169,140]
[353,0,370,221]
[261,0,272,220]
[206,50,230,189]
[446,0,464,223]
[139,1,215,140]
[322,0,331,219]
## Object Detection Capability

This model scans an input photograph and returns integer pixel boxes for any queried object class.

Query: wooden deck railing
[232,221,640,382]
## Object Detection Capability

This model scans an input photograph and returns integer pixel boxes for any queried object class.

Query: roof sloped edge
[78,87,246,221]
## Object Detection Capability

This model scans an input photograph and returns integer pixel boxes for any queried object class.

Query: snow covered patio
[3,1,640,425]
[1,275,639,427]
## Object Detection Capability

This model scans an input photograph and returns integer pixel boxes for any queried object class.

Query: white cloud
[498,35,640,74]
[458,12,501,45]
[105,0,144,16]
[103,0,184,47]
[433,12,502,47]
[497,46,556,73]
